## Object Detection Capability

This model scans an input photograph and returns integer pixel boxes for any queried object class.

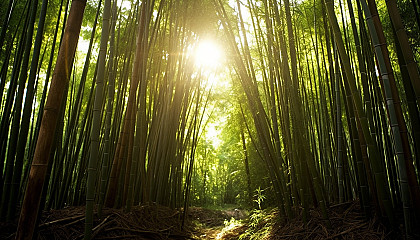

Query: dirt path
[188,207,247,239]
[198,226,223,239]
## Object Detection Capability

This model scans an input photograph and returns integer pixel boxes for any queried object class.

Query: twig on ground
[91,215,114,239]
[326,222,368,239]
[39,214,85,228]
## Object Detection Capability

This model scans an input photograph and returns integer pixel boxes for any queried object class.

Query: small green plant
[248,209,264,228]
[253,187,266,210]
[239,208,273,240]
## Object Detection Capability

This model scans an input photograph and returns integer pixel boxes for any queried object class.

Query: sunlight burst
[194,40,223,69]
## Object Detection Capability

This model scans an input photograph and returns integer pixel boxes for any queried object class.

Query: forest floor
[0,200,410,239]
[189,200,412,240]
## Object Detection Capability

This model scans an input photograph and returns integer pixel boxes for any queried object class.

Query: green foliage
[398,1,420,52]
[253,187,265,210]
[239,209,273,240]
[187,0,219,36]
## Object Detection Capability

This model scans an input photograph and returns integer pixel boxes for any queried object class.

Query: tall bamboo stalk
[85,0,111,237]
[16,1,86,238]
[0,0,38,219]
[324,0,395,223]
[7,0,48,221]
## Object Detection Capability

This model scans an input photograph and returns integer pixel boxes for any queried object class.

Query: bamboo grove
[213,0,420,236]
[0,0,419,239]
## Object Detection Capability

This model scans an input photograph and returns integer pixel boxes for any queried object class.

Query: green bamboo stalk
[336,44,344,203]
[85,0,112,237]
[72,68,97,205]
[324,0,395,223]
[15,1,86,238]
[27,0,65,177]
[240,123,252,205]
[106,0,148,207]
[0,0,15,60]
[56,0,101,209]
[0,4,29,208]
[7,0,48,221]
[385,0,420,217]
[98,0,116,216]
[359,0,413,232]
[0,0,38,220]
